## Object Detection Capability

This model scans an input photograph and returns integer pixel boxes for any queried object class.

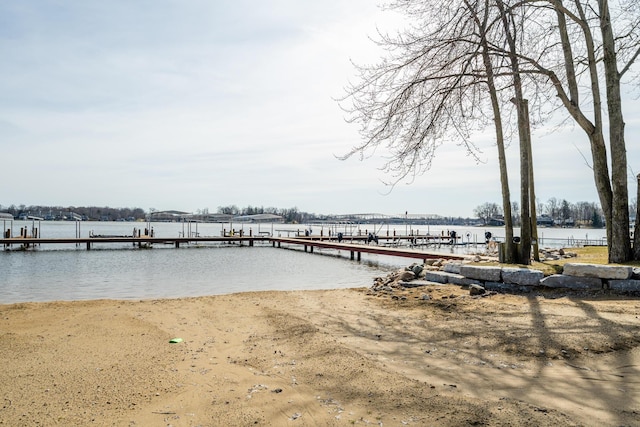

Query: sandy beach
[1,284,639,426]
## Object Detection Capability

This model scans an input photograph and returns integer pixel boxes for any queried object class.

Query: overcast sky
[2,1,639,218]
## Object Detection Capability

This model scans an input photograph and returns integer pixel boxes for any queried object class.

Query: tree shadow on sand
[290,290,640,426]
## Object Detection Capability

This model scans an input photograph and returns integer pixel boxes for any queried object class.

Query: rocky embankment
[370,248,640,297]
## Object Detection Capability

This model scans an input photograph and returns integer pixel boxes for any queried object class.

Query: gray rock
[469,284,486,296]
[423,271,448,284]
[411,264,424,276]
[540,274,602,290]
[442,262,462,274]
[484,282,533,293]
[398,270,416,282]
[424,271,481,286]
[608,279,640,292]
[399,280,441,288]
[501,267,544,286]
[563,263,632,280]
[459,265,502,282]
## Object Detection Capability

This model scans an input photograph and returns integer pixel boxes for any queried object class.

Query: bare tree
[511,0,640,261]
[342,0,640,263]
[466,0,516,262]
[474,0,640,261]
[494,0,535,263]
[340,1,483,182]
[474,202,502,224]
[546,197,560,219]
[340,0,520,262]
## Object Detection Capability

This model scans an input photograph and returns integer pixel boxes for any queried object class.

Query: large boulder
[540,274,602,290]
[563,263,632,280]
[608,279,640,292]
[424,270,481,286]
[423,270,448,284]
[399,279,441,288]
[501,267,544,286]
[484,282,533,293]
[442,262,463,274]
[459,265,502,282]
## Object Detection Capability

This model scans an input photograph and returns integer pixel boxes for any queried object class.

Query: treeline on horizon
[474,197,619,228]
[2,203,471,224]
[1,199,616,227]
[0,204,312,222]
[0,204,147,222]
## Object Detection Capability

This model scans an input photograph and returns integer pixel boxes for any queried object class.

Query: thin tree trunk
[515,96,532,266]
[634,174,640,259]
[497,0,531,264]
[473,0,515,263]
[525,100,539,262]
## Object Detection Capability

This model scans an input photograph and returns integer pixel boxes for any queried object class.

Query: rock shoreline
[370,250,640,297]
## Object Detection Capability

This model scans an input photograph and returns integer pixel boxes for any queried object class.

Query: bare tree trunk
[634,174,640,260]
[516,96,532,265]
[472,0,515,263]
[525,100,539,262]
[553,0,614,260]
[497,0,531,264]
[589,132,614,251]
[598,0,631,262]
[496,96,516,263]
[555,1,611,241]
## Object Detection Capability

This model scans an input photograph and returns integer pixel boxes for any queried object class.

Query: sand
[1,285,640,426]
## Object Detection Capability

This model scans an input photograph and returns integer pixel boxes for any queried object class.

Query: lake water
[0,220,607,304]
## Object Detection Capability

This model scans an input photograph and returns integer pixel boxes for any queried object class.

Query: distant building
[232,214,284,223]
[191,213,233,223]
[149,210,192,222]
[558,218,575,227]
[66,212,83,221]
[487,217,505,226]
[537,215,555,226]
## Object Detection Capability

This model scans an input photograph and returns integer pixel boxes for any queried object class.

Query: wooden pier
[0,235,467,262]
[0,236,266,250]
[271,237,465,262]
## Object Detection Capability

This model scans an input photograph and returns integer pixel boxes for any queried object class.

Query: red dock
[271,237,466,261]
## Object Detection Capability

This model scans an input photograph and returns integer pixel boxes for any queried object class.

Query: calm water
[0,220,607,304]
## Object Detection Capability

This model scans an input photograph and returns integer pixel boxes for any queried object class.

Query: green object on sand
[169,338,183,343]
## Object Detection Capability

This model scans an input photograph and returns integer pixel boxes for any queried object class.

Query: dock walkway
[0,235,467,262]
[271,237,466,262]
[0,236,264,250]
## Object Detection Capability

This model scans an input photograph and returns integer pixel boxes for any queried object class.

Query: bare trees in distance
[474,199,605,227]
